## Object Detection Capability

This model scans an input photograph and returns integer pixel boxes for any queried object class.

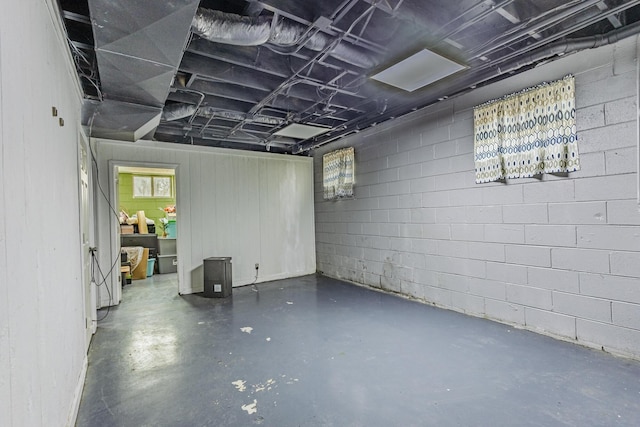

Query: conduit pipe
[496,19,640,74]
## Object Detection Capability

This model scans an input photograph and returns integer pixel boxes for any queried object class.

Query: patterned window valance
[323,147,355,200]
[474,75,580,184]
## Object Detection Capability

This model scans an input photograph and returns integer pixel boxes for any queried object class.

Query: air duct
[161,102,286,125]
[199,107,285,125]
[192,9,272,45]
[162,103,198,121]
[85,0,201,140]
[192,8,376,69]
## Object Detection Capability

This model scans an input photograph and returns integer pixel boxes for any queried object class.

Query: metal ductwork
[192,8,376,69]
[84,0,200,141]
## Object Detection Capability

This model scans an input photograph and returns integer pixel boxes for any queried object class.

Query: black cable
[88,136,121,283]
[251,266,259,292]
[86,123,122,321]
[91,250,112,321]
[95,254,113,321]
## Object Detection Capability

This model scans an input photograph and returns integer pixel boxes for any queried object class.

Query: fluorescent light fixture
[274,123,330,139]
[371,49,466,92]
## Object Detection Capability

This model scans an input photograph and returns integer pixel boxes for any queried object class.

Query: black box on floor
[203,257,232,298]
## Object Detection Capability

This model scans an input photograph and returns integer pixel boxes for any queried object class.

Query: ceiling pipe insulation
[192,8,376,69]
[295,20,640,153]
[161,102,285,125]
[162,103,198,121]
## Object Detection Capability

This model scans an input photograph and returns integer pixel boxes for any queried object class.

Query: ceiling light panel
[273,123,330,139]
[371,49,467,92]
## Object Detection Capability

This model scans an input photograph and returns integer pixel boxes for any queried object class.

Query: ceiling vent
[371,49,467,92]
[274,124,330,139]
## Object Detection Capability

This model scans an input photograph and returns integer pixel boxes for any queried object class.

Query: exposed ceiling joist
[58,0,640,154]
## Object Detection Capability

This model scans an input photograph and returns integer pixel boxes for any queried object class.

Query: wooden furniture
[121,233,158,257]
[121,233,158,276]
[120,263,131,285]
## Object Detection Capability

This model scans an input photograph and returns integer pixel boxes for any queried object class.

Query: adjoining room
[117,165,178,297]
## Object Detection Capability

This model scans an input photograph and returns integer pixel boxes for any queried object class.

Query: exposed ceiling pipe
[192,9,272,45]
[199,107,285,125]
[473,0,640,72]
[470,0,603,57]
[496,19,640,73]
[192,8,376,69]
[436,0,517,42]
[224,3,379,138]
[295,19,640,153]
[161,101,286,125]
[162,103,198,121]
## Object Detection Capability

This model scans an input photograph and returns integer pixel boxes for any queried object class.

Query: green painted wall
[118,173,176,235]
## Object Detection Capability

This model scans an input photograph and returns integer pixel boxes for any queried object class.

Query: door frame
[77,130,96,350]
[108,160,179,303]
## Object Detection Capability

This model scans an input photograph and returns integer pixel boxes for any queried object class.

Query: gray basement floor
[76,273,640,426]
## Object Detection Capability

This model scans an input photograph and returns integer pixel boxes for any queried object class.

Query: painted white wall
[94,140,316,304]
[0,1,88,425]
[315,36,640,359]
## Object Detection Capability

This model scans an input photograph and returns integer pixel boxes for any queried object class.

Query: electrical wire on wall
[87,113,123,319]
[251,264,259,293]
[66,37,103,101]
[91,248,112,321]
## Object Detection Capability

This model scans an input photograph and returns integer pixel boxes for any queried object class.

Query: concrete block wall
[314,36,640,359]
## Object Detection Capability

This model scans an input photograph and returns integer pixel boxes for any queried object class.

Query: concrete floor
[77,273,640,426]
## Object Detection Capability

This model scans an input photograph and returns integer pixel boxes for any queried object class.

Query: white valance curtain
[474,75,580,184]
[323,147,355,200]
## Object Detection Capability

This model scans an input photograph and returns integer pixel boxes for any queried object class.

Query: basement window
[153,177,172,197]
[323,147,355,200]
[473,75,580,183]
[133,176,173,198]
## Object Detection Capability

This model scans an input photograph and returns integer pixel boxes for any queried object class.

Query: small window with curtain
[474,75,579,183]
[323,147,355,200]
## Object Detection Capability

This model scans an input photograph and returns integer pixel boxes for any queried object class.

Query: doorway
[78,131,96,350]
[109,162,179,304]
